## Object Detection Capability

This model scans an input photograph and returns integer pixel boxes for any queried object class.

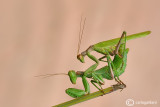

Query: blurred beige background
[0,0,160,107]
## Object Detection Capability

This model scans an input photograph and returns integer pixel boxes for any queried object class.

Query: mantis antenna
[35,73,68,78]
[77,16,86,55]
[36,17,86,79]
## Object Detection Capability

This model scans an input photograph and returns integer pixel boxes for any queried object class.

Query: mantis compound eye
[77,54,85,63]
[68,70,77,84]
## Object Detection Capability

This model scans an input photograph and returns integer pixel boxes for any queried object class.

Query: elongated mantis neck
[81,45,94,56]
[76,71,84,75]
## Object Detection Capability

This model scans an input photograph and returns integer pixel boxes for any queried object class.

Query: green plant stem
[52,84,125,107]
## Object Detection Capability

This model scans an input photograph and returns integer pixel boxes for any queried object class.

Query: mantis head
[68,70,77,84]
[77,54,85,63]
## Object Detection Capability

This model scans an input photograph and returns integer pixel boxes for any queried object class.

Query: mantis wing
[94,31,151,48]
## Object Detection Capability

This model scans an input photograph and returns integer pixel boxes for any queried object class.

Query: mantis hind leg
[91,80,105,94]
[114,31,127,56]
[91,73,105,94]
[114,31,127,86]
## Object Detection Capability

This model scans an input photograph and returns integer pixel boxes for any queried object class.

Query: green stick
[52,84,125,107]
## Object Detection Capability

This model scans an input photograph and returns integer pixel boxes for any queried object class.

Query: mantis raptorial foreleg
[82,76,90,93]
[80,57,99,94]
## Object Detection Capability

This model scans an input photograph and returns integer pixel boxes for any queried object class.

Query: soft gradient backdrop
[0,0,159,107]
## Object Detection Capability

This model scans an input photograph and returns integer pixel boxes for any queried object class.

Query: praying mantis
[38,18,151,98]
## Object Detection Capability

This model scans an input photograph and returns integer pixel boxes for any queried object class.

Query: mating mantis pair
[38,18,151,98]
[40,31,150,98]
[65,30,150,98]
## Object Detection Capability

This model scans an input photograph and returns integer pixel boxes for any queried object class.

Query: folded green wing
[94,31,151,48]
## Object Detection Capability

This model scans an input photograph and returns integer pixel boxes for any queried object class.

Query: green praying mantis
[38,18,151,98]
